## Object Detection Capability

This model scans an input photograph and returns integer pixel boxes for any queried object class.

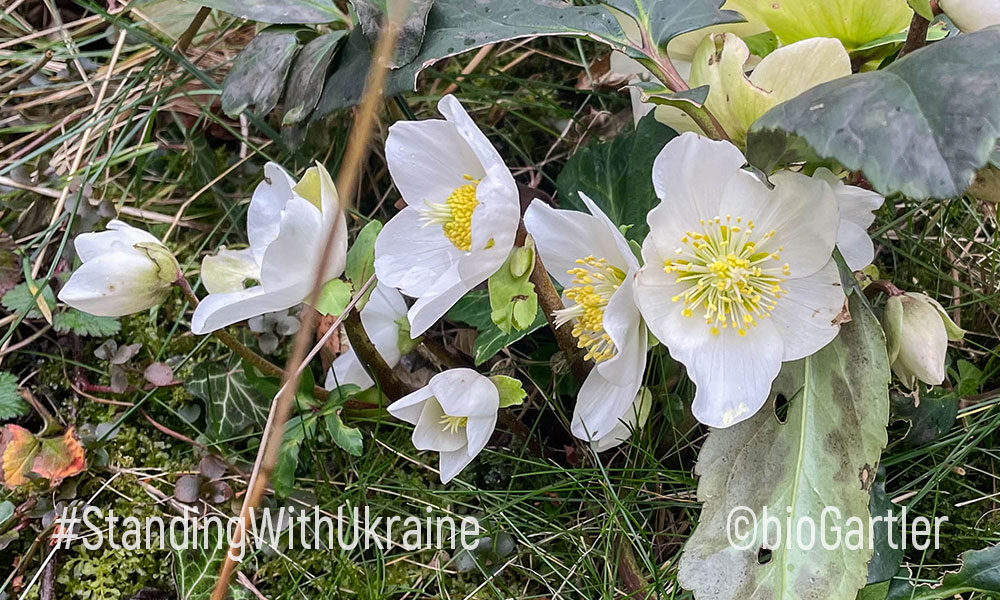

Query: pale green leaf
[490,375,526,409]
[312,278,353,316]
[0,373,28,421]
[2,282,55,320]
[345,220,382,308]
[325,411,363,457]
[488,242,537,334]
[677,294,890,600]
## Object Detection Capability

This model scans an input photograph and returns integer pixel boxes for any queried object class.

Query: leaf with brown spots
[0,425,86,488]
[0,425,40,487]
[678,294,890,600]
[31,427,86,486]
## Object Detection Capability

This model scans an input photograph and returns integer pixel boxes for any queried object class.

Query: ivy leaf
[351,0,435,68]
[52,310,121,337]
[0,373,28,421]
[556,111,678,243]
[325,411,363,457]
[887,544,1000,600]
[315,0,625,115]
[172,525,225,600]
[1,281,56,320]
[488,240,537,334]
[677,294,890,600]
[602,0,743,50]
[185,358,271,441]
[221,28,301,118]
[312,278,353,316]
[344,220,382,309]
[448,290,546,366]
[282,31,347,125]
[747,28,1000,200]
[180,0,343,24]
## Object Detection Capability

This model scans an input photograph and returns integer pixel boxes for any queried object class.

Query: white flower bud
[884,292,965,389]
[939,0,1000,32]
[58,220,178,317]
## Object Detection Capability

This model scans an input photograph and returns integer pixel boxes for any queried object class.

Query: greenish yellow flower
[726,0,913,49]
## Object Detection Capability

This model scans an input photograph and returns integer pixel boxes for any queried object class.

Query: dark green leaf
[52,310,121,337]
[556,112,677,243]
[448,290,546,365]
[747,28,1000,200]
[887,544,1000,600]
[678,295,890,600]
[172,524,225,600]
[344,219,382,308]
[180,0,343,24]
[0,373,28,422]
[890,390,958,446]
[273,415,314,497]
[221,29,301,118]
[185,357,271,441]
[602,0,743,50]
[282,31,347,125]
[866,468,904,584]
[351,0,435,68]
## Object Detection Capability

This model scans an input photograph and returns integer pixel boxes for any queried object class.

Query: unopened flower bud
[884,292,965,389]
[939,0,1000,32]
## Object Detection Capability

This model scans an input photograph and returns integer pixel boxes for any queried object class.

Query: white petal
[438,447,476,484]
[316,165,350,282]
[374,206,457,297]
[325,350,375,391]
[190,284,306,334]
[464,413,497,460]
[838,220,876,272]
[75,220,160,262]
[201,248,259,294]
[428,368,500,418]
[259,196,325,291]
[597,275,646,386]
[58,253,169,317]
[572,367,644,442]
[635,238,696,348]
[457,176,519,282]
[769,258,846,361]
[385,119,485,209]
[646,133,746,257]
[524,200,631,289]
[578,192,640,272]
[406,263,473,337]
[591,389,652,452]
[686,322,784,429]
[438,95,513,192]
[387,385,434,424]
[360,284,408,367]
[412,398,467,452]
[248,163,296,265]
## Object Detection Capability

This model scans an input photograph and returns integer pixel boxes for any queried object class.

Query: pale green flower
[884,292,965,389]
[726,0,913,49]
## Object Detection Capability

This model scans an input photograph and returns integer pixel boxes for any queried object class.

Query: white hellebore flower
[591,388,652,452]
[325,284,410,391]
[813,168,885,271]
[387,368,499,483]
[634,133,857,428]
[59,220,180,317]
[191,162,347,334]
[884,292,965,389]
[375,95,520,338]
[525,193,647,443]
[939,0,1000,31]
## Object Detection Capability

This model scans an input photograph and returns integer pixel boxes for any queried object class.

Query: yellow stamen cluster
[420,175,479,251]
[553,256,625,363]
[439,414,468,434]
[665,215,790,337]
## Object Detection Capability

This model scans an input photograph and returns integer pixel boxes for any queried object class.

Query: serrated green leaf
[2,281,55,320]
[315,0,625,115]
[747,28,1000,200]
[345,220,382,308]
[282,31,347,125]
[185,358,271,441]
[448,290,546,366]
[0,373,28,421]
[325,411,363,457]
[603,0,743,50]
[52,310,121,337]
[221,29,301,118]
[886,544,1000,600]
[677,295,890,600]
[556,111,677,243]
[312,278,353,316]
[488,242,537,334]
[490,375,526,409]
[273,414,315,497]
[180,0,343,24]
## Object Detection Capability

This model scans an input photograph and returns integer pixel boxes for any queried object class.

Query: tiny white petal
[326,349,375,391]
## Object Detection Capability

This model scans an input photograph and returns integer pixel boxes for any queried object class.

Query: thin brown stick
[900,12,931,58]
[175,6,211,54]
[210,10,402,598]
[343,307,410,400]
[0,50,53,95]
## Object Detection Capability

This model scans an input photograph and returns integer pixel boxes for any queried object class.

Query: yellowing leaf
[32,427,86,486]
[1,425,40,488]
[0,425,86,489]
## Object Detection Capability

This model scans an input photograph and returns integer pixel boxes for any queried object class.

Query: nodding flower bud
[58,220,179,317]
[939,0,1000,32]
[884,292,965,389]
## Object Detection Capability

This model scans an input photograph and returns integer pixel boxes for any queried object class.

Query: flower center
[665,216,790,337]
[553,255,625,363]
[439,414,468,434]
[420,175,479,251]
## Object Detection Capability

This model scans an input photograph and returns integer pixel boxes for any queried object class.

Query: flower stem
[343,307,411,400]
[900,12,931,58]
[865,279,905,299]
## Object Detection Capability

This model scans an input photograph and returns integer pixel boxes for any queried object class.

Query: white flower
[59,220,179,317]
[813,168,884,272]
[634,133,858,428]
[191,162,347,334]
[387,368,499,483]
[939,0,1000,31]
[374,95,520,338]
[884,292,965,389]
[325,284,409,391]
[591,388,652,452]
[524,193,647,442]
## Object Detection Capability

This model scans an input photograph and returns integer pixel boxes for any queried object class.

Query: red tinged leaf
[32,427,86,486]
[1,425,40,488]
[0,425,86,489]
